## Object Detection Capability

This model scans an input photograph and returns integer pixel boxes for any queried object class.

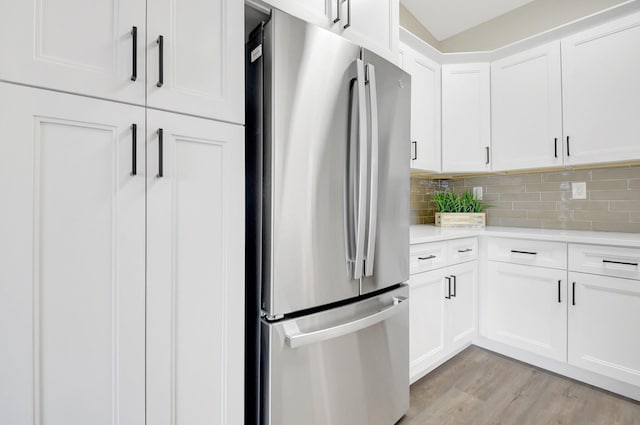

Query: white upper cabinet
[561,11,640,166]
[441,63,491,173]
[0,0,146,105]
[399,43,441,172]
[491,42,563,171]
[261,0,398,60]
[336,0,398,60]
[147,0,244,123]
[262,0,333,28]
[0,82,146,425]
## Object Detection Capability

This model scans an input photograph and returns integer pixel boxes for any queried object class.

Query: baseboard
[472,337,640,402]
[410,343,473,384]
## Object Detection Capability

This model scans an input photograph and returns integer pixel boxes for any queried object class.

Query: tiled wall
[411,165,640,233]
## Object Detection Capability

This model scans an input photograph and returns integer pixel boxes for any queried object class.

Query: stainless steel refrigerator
[246,9,410,425]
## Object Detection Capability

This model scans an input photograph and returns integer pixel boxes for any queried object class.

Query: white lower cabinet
[486,261,567,362]
[146,109,244,425]
[409,238,477,383]
[568,272,640,387]
[0,83,146,425]
[0,82,244,424]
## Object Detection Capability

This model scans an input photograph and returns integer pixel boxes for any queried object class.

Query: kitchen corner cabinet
[0,0,244,124]
[399,42,441,172]
[441,63,491,173]
[262,0,398,60]
[561,11,640,166]
[0,82,244,425]
[491,42,563,171]
[409,238,477,382]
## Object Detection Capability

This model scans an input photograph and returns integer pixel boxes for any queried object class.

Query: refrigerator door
[262,285,409,425]
[263,11,365,316]
[361,49,411,295]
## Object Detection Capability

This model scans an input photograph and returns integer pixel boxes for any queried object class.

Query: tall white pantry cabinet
[0,0,244,424]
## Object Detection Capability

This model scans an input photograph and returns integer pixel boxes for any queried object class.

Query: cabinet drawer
[569,244,640,280]
[447,238,478,265]
[488,238,567,269]
[410,242,447,274]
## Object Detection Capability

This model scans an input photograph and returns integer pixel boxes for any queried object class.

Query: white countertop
[410,225,640,248]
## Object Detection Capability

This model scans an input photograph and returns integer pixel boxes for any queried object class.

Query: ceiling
[401,0,538,41]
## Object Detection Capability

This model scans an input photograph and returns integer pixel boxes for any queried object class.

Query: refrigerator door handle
[284,296,407,348]
[364,63,378,277]
[351,58,368,280]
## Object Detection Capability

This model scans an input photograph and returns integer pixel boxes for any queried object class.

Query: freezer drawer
[262,285,409,425]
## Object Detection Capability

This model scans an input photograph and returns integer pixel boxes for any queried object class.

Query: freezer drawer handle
[284,297,407,349]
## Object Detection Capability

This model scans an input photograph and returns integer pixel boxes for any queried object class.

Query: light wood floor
[399,346,640,425]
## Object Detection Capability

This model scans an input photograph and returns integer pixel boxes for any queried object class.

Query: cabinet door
[441,63,491,173]
[562,11,640,166]
[0,0,146,105]
[0,83,145,425]
[262,0,333,28]
[147,0,244,123]
[400,43,441,172]
[447,262,477,352]
[338,0,398,60]
[408,270,446,382]
[486,262,567,361]
[492,42,563,171]
[568,272,640,387]
[146,110,244,425]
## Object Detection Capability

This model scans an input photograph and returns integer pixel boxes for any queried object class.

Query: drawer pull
[602,259,638,267]
[510,250,537,255]
[458,248,473,253]
[418,255,436,261]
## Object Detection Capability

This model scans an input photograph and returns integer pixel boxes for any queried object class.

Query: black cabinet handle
[344,0,351,29]
[510,250,537,255]
[554,138,558,158]
[333,0,340,23]
[445,276,451,299]
[603,259,638,267]
[157,128,164,178]
[130,123,137,176]
[557,280,561,303]
[412,141,417,160]
[485,146,490,165]
[451,275,457,297]
[418,255,435,261]
[157,35,164,87]
[131,26,137,81]
[458,248,472,253]
[572,282,576,306]
[566,136,570,157]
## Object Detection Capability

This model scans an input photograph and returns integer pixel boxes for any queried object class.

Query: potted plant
[432,190,490,227]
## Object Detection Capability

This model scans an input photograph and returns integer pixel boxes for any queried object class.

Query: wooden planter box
[435,212,486,227]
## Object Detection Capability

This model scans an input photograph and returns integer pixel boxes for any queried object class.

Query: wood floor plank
[399,346,640,425]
